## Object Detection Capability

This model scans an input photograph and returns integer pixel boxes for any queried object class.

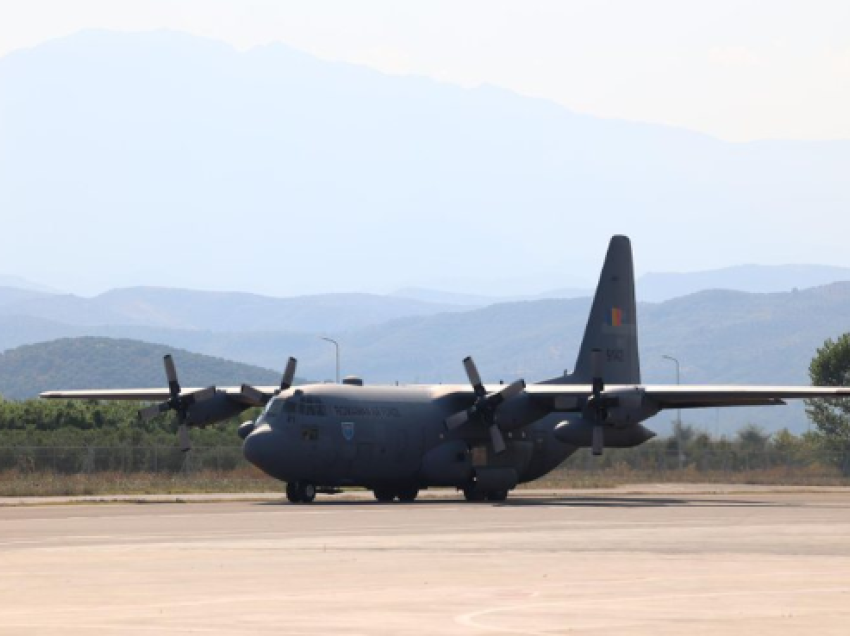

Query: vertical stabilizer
[543,235,641,385]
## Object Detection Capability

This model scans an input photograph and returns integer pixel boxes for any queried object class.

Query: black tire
[397,487,419,503]
[374,488,396,503]
[285,481,301,504]
[462,487,485,502]
[299,482,317,504]
[486,489,509,502]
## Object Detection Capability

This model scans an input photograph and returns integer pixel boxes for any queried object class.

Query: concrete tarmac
[1,488,849,635]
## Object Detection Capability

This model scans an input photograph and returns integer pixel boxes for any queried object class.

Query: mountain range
[392,263,850,305]
[1,281,849,434]
[0,286,462,332]
[2,257,850,328]
[1,30,848,297]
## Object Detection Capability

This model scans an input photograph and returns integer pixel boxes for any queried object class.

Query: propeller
[445,356,525,454]
[588,348,607,456]
[239,356,298,407]
[277,357,297,393]
[138,354,216,452]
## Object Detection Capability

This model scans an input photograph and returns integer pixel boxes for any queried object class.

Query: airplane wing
[523,384,850,410]
[40,386,281,405]
[637,385,850,409]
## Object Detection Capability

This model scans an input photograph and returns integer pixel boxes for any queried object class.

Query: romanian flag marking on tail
[609,307,623,327]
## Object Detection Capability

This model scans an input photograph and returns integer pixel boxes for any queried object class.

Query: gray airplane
[42,236,850,503]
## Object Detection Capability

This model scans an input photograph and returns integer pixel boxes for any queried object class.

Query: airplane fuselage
[242,383,578,494]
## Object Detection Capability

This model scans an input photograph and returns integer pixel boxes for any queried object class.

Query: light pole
[320,337,340,384]
[662,354,684,469]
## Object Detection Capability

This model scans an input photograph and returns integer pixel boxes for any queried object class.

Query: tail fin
[543,235,641,385]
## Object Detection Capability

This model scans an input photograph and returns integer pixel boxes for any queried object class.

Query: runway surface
[1,489,849,635]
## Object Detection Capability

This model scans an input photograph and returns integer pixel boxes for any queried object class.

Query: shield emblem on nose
[341,421,355,442]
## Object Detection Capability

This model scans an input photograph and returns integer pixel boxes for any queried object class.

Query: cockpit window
[260,398,285,422]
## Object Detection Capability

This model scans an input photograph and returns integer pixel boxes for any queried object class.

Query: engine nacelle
[585,387,660,427]
[185,393,248,427]
[553,418,656,448]
[237,420,256,440]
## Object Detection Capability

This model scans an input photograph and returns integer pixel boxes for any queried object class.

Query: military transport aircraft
[41,236,850,503]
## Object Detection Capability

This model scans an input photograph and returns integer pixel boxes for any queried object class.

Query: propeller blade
[592,425,604,456]
[445,410,470,430]
[184,386,216,406]
[164,355,181,398]
[500,378,526,401]
[488,379,526,408]
[489,424,507,454]
[280,357,297,392]
[590,348,604,395]
[139,402,169,421]
[463,357,486,397]
[178,423,191,453]
[590,348,603,379]
[240,384,266,406]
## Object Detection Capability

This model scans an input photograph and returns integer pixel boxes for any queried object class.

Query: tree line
[0,398,258,447]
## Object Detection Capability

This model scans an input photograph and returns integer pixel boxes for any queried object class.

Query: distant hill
[320,284,850,388]
[0,287,464,332]
[0,276,61,294]
[396,264,850,306]
[638,264,850,302]
[0,286,55,308]
[0,337,283,399]
[390,287,591,307]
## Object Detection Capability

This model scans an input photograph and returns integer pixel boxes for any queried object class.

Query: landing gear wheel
[286,481,301,503]
[462,487,485,502]
[299,481,316,504]
[374,488,396,503]
[486,489,509,502]
[397,487,419,503]
[287,481,316,504]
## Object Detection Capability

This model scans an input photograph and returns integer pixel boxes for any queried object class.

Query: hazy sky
[2,0,849,142]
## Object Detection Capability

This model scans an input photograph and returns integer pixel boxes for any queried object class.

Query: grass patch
[528,464,850,489]
[0,467,277,497]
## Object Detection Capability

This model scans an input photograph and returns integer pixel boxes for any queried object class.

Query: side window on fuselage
[284,396,326,418]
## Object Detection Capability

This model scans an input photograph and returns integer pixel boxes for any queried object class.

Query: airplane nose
[242,425,282,477]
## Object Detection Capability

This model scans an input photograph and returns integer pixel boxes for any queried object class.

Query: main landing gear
[286,481,316,504]
[372,486,420,503]
[462,486,509,502]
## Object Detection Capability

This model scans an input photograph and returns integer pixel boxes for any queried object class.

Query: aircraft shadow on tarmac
[495,496,788,508]
[256,496,790,509]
